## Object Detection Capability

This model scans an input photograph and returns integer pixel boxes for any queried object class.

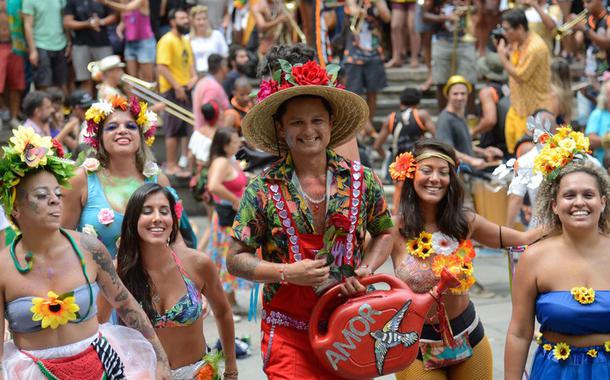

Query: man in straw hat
[436,75,503,169]
[227,59,393,379]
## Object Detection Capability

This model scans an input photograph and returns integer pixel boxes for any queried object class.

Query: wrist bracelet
[279,264,287,284]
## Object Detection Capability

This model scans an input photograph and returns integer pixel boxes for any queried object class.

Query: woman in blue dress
[505,129,610,379]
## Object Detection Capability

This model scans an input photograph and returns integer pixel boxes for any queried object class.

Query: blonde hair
[190,5,211,38]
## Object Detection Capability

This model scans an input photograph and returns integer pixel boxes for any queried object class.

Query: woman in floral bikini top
[388,139,542,380]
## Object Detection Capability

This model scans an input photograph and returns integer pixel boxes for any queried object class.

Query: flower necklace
[292,170,331,213]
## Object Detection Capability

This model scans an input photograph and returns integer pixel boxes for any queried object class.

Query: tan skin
[226,97,393,296]
[134,192,238,376]
[505,172,610,379]
[61,111,171,322]
[0,171,170,379]
[390,156,542,322]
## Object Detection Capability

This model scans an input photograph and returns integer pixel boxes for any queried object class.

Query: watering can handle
[309,274,408,341]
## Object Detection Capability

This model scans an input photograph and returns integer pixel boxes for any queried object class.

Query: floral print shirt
[232,150,393,303]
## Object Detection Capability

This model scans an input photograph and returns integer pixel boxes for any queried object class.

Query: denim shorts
[124,37,156,64]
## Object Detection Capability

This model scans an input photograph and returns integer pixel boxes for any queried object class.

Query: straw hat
[477,53,508,82]
[241,61,369,155]
[87,55,125,81]
[442,75,473,97]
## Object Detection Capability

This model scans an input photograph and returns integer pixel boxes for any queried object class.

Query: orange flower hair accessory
[84,95,157,150]
[389,152,417,181]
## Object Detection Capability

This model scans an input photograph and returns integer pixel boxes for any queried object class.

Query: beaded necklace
[9,228,95,322]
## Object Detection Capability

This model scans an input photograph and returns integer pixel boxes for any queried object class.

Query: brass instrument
[275,0,307,44]
[555,10,588,41]
[120,74,195,126]
[450,2,475,75]
[350,0,365,34]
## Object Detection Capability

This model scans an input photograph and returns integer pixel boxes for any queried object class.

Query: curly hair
[535,159,610,233]
[398,139,470,241]
[259,43,315,77]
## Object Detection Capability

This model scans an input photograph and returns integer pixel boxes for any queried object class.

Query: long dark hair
[209,127,238,163]
[117,183,179,321]
[398,139,469,241]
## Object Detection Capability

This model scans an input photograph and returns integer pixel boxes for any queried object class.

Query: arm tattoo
[227,252,261,280]
[117,304,168,363]
[81,233,119,287]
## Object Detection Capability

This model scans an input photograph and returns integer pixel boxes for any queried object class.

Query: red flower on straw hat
[255,59,341,102]
[292,61,330,86]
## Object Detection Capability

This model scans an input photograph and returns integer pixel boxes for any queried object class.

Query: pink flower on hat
[97,208,115,225]
[257,79,279,102]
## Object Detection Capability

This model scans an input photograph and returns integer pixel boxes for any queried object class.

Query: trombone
[121,74,195,126]
[276,0,307,44]
[349,0,365,34]
[555,10,588,41]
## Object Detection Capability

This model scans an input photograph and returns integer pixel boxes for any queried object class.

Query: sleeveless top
[124,10,154,42]
[5,283,100,333]
[536,291,610,335]
[78,173,156,258]
[478,82,509,156]
[211,161,248,203]
[389,106,426,158]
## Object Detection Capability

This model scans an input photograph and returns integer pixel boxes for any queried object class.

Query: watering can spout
[431,268,461,299]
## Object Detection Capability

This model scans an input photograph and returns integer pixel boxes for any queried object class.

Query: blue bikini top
[536,291,610,335]
[4,283,100,333]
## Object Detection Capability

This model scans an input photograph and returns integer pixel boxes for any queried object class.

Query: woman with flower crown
[0,126,171,379]
[59,95,178,322]
[505,129,610,379]
[389,139,542,380]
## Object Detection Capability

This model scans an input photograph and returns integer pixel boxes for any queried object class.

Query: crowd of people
[1,0,610,379]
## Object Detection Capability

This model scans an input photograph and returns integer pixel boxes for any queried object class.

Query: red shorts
[261,320,367,380]
[0,43,25,92]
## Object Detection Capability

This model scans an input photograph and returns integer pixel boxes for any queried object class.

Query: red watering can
[309,270,459,379]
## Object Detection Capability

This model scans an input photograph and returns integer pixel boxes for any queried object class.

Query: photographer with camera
[496,8,551,154]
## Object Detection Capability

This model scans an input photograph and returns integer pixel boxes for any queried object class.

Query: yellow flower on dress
[543,344,552,351]
[419,231,433,246]
[535,333,543,344]
[605,341,610,352]
[587,349,598,358]
[30,291,80,329]
[571,287,595,305]
[553,342,570,361]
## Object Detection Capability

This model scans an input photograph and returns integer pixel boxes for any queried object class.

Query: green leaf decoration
[272,68,282,83]
[58,291,75,301]
[278,59,293,74]
[249,89,260,99]
[326,64,341,83]
[326,253,335,266]
[285,74,297,86]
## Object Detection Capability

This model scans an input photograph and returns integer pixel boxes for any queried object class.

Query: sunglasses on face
[104,121,139,132]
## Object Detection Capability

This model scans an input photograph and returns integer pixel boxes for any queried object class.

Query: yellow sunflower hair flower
[30,291,80,329]
[389,152,417,181]
[543,344,552,351]
[587,349,598,358]
[553,342,571,361]
[145,136,156,146]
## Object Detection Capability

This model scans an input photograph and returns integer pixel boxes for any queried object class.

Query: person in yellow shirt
[497,8,551,154]
[157,7,198,177]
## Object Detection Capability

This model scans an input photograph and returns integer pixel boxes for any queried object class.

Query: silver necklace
[293,171,331,209]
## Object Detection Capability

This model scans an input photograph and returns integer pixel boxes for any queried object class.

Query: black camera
[491,26,506,44]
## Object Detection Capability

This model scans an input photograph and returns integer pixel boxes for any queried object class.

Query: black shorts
[33,48,68,87]
[162,89,192,138]
[344,59,387,94]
